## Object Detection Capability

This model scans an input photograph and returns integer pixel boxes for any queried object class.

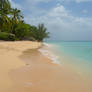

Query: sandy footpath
[0,41,42,92]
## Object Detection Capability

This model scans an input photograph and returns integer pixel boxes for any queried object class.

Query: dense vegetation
[0,0,49,41]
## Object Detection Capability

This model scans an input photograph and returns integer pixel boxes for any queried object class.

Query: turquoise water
[47,41,92,77]
[50,42,92,61]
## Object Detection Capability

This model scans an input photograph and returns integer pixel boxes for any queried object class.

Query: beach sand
[0,41,41,92]
[0,41,92,92]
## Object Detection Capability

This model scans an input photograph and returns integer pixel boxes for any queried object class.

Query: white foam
[39,43,61,65]
[43,43,52,47]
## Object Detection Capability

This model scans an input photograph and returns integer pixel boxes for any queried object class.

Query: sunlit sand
[0,41,92,92]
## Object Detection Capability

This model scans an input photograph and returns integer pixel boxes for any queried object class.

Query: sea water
[44,41,92,79]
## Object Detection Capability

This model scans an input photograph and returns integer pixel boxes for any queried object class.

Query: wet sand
[0,41,92,92]
[9,49,92,92]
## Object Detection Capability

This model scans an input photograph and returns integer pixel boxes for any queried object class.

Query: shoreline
[9,47,91,92]
[0,41,92,92]
[39,43,61,65]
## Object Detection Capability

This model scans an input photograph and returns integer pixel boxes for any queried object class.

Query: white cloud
[25,5,92,41]
[8,0,92,41]
[48,5,68,17]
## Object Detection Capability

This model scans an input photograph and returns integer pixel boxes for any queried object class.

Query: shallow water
[44,41,92,79]
[9,48,92,92]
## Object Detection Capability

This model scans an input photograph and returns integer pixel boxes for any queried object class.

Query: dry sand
[0,41,41,92]
[0,41,92,92]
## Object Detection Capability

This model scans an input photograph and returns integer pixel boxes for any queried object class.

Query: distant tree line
[0,0,49,41]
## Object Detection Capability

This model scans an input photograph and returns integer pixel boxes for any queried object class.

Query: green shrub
[0,32,16,41]
[14,23,30,40]
[8,33,16,41]
[29,24,49,42]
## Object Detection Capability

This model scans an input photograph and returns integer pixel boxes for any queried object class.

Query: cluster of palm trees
[0,0,22,31]
[0,0,49,41]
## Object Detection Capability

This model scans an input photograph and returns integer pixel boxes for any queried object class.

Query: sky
[9,0,92,41]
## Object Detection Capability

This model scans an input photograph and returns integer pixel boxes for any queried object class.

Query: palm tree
[11,8,24,23]
[0,0,11,21]
[10,8,24,34]
[30,24,50,41]
[0,0,11,32]
[37,24,49,41]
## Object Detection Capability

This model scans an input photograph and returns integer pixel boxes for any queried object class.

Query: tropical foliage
[30,24,49,41]
[0,0,49,41]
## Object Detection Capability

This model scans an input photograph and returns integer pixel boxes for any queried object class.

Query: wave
[39,43,61,65]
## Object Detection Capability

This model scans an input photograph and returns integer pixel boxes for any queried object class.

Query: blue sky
[9,0,92,41]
